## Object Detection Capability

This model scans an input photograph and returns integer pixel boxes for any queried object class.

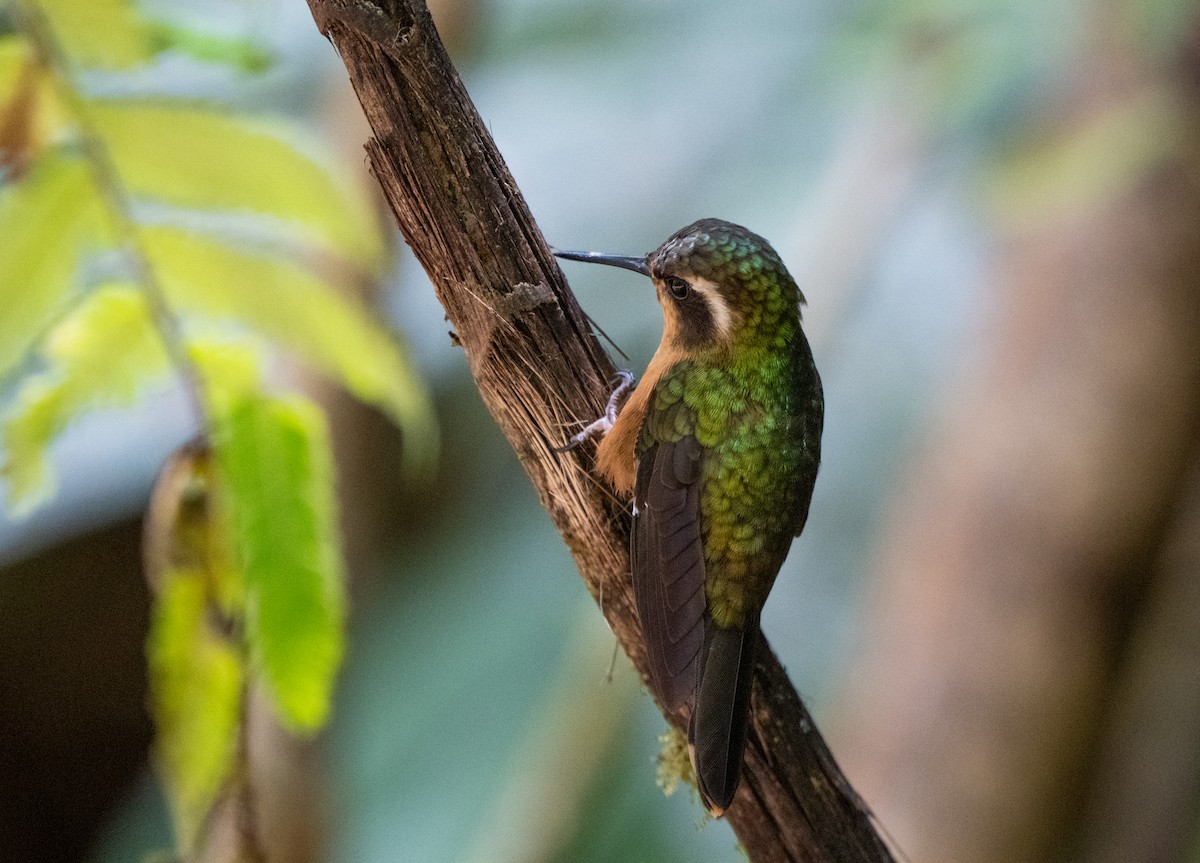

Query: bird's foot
[555,370,634,452]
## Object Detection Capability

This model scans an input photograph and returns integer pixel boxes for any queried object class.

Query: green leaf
[1,284,166,513]
[148,570,244,852]
[186,334,267,421]
[89,101,385,270]
[146,22,273,74]
[143,226,436,468]
[0,149,106,388]
[40,0,156,70]
[0,37,28,106]
[216,394,344,732]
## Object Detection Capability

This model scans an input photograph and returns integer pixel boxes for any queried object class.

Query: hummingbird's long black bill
[553,249,651,276]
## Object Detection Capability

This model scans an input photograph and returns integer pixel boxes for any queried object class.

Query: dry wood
[305,1,893,859]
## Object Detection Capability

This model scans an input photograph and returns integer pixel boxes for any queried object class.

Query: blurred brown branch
[1075,450,1200,863]
[303,0,893,859]
[832,7,1200,863]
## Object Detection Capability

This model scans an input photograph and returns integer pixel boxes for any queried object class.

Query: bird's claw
[554,370,635,453]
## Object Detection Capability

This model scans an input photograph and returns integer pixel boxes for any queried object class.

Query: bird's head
[556,218,804,357]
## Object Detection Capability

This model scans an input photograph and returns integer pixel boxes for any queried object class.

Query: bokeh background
[5,0,1200,861]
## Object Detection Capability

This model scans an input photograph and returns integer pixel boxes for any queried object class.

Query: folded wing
[631,435,706,712]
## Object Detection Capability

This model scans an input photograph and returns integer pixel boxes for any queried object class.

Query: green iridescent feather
[638,221,822,629]
[639,346,819,628]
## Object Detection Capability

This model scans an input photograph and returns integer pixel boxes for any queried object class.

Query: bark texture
[305,1,893,860]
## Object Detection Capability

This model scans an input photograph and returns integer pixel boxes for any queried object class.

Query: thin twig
[9,0,212,438]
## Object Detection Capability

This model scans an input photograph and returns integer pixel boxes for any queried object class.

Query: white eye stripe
[688,277,734,341]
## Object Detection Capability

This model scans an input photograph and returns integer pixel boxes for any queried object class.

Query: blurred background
[4,0,1200,861]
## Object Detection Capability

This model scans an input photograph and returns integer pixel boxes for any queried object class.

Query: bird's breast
[594,343,687,494]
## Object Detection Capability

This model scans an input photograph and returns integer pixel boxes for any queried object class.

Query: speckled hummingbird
[555,218,824,815]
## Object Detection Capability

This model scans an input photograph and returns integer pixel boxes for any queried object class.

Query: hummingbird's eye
[665,276,691,300]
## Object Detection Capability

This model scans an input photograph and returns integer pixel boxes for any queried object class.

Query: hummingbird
[555,218,823,815]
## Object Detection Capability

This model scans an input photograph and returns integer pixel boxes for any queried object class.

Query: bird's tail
[689,616,759,816]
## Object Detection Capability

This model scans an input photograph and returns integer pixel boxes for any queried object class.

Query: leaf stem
[8,0,213,438]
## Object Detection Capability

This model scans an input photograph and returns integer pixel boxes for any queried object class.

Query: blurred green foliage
[148,544,243,851]
[219,394,345,732]
[1,0,432,858]
[11,0,1197,860]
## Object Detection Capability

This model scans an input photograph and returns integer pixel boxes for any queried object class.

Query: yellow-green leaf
[215,394,344,732]
[146,444,244,851]
[40,0,155,70]
[0,36,29,109]
[987,89,1183,226]
[0,42,68,172]
[1,284,166,512]
[0,149,106,387]
[90,101,385,270]
[186,334,266,422]
[143,226,436,468]
[149,570,243,852]
[145,442,244,620]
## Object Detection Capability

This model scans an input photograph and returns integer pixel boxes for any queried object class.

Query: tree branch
[304,1,893,859]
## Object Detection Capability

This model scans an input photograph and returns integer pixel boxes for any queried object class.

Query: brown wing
[631,436,707,712]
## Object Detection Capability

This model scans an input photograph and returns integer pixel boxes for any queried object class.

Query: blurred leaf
[461,614,646,863]
[0,46,37,176]
[0,38,67,175]
[145,443,245,853]
[987,88,1181,224]
[144,226,437,468]
[1125,0,1198,63]
[0,149,106,388]
[1,284,166,512]
[216,394,344,732]
[149,572,244,852]
[0,37,26,97]
[186,334,267,421]
[147,22,273,73]
[37,0,272,74]
[145,442,244,615]
[833,0,1073,135]
[90,101,385,270]
[40,0,156,70]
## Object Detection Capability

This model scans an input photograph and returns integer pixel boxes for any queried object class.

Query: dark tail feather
[689,617,758,815]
